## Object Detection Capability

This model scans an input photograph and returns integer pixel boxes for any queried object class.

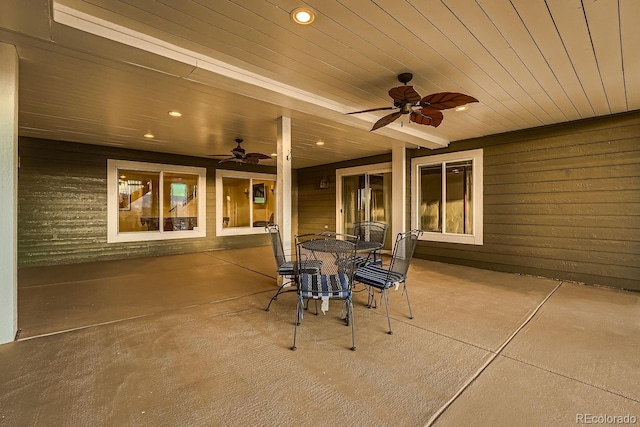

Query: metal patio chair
[292,233,359,351]
[264,224,321,311]
[354,229,423,334]
[352,220,388,267]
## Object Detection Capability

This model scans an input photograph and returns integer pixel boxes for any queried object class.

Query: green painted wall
[410,111,640,291]
[18,138,274,266]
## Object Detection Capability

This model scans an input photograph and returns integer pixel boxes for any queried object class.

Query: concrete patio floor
[1,247,638,426]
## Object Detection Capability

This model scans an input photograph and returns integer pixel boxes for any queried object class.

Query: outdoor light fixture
[291,7,315,25]
[319,175,330,189]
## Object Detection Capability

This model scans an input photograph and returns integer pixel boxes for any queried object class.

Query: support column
[276,116,293,255]
[0,43,19,345]
[391,145,406,240]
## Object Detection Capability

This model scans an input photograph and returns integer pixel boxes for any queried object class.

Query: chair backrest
[295,233,358,281]
[389,230,423,276]
[352,221,389,246]
[266,224,287,268]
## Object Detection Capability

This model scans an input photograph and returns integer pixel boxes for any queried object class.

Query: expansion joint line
[425,281,564,427]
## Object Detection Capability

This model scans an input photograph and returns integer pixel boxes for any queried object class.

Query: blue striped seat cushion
[299,273,351,298]
[354,256,383,268]
[354,265,405,290]
[277,261,295,276]
[278,260,322,276]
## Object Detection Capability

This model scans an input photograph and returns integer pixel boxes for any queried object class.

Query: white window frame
[215,169,276,236]
[107,159,207,243]
[411,149,483,245]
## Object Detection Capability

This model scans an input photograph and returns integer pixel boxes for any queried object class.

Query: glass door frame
[335,163,392,236]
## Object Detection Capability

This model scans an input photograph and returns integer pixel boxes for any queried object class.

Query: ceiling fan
[208,138,272,164]
[346,72,478,131]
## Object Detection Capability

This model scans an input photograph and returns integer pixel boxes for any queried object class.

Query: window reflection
[118,170,200,233]
[446,161,473,235]
[221,178,275,228]
[118,170,160,232]
[251,180,275,227]
[419,165,442,232]
[419,160,473,235]
[222,177,251,228]
[163,172,199,231]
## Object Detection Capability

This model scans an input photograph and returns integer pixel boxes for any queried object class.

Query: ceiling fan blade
[410,109,444,127]
[345,106,397,115]
[371,111,403,131]
[246,153,272,160]
[244,157,260,165]
[419,92,478,110]
[218,157,243,163]
[388,85,421,105]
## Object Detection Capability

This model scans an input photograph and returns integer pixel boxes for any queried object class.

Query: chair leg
[292,295,303,351]
[265,279,294,311]
[366,286,377,309]
[348,298,356,351]
[402,282,413,319]
[382,289,393,334]
[374,250,383,267]
[340,299,350,326]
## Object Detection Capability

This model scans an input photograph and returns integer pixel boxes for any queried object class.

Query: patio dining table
[313,232,383,254]
[352,240,383,254]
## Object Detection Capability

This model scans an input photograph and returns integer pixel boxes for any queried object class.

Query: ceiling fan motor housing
[398,72,413,85]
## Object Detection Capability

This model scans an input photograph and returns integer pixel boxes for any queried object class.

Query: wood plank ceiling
[1,0,638,169]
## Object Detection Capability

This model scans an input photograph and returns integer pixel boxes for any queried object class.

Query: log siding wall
[410,111,640,291]
[18,138,273,266]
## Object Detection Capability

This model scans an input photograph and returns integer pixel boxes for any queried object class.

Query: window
[216,170,276,236]
[411,149,483,245]
[107,160,206,243]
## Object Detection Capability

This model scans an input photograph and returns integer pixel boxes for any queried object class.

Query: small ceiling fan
[208,138,271,164]
[346,72,478,131]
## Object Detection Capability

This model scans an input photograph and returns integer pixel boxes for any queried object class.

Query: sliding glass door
[337,164,392,250]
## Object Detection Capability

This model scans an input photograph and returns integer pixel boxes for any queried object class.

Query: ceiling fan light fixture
[291,8,315,25]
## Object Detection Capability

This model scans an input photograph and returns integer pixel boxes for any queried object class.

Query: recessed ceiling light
[143,132,154,139]
[316,141,325,146]
[455,105,469,112]
[168,110,182,117]
[270,153,277,157]
[291,7,315,25]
